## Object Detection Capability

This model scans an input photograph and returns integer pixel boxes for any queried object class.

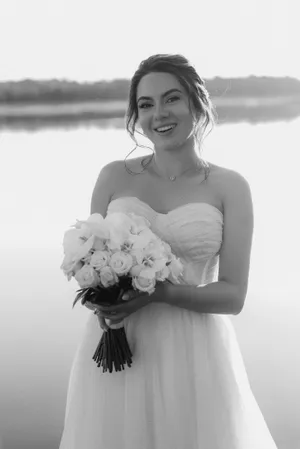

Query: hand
[85,293,149,332]
[95,281,169,319]
[85,282,169,331]
[93,290,150,322]
[84,300,111,332]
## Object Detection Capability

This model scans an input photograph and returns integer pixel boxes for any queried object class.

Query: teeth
[156,125,176,132]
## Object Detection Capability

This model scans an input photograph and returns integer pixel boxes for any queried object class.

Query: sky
[0,0,299,82]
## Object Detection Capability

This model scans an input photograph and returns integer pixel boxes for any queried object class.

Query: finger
[92,307,114,319]
[98,315,109,332]
[99,303,125,313]
[97,305,115,311]
[122,290,145,301]
[85,301,96,311]
[122,290,137,301]
[122,292,130,301]
[94,304,117,314]
[106,313,126,321]
[96,311,113,319]
[102,313,123,321]
[93,307,120,318]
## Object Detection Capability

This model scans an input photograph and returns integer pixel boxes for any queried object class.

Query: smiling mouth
[154,124,177,133]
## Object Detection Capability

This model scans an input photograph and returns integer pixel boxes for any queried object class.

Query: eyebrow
[137,88,182,103]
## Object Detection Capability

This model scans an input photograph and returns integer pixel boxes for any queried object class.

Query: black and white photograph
[0,0,299,448]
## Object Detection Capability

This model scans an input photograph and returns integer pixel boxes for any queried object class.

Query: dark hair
[124,53,217,181]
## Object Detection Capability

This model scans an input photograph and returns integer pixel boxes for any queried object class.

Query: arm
[159,170,254,316]
[159,281,240,315]
[90,160,122,216]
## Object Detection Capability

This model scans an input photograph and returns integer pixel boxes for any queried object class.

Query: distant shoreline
[0,96,299,118]
[1,96,299,131]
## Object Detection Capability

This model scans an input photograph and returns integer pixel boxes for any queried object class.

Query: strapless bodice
[107,196,224,286]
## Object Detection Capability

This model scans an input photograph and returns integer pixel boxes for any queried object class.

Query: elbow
[219,279,246,315]
[231,284,246,315]
[232,300,244,315]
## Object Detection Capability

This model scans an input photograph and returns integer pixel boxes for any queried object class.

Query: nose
[153,103,169,121]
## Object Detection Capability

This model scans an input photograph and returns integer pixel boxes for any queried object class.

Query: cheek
[181,113,195,131]
[137,116,152,135]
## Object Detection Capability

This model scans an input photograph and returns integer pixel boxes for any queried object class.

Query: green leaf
[72,287,89,308]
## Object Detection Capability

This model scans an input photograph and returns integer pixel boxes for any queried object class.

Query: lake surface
[0,117,299,449]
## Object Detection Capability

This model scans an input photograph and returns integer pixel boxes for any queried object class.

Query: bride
[59,53,278,448]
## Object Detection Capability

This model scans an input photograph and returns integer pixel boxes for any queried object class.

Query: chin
[155,142,175,152]
[153,137,181,152]
[165,140,187,152]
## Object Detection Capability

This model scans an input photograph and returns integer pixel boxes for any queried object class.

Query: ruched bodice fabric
[59,197,278,449]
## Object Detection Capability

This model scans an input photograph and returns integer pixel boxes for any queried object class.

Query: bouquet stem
[92,325,133,373]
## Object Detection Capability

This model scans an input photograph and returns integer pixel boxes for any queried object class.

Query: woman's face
[136,72,196,152]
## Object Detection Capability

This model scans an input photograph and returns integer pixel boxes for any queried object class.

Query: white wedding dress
[59,196,278,449]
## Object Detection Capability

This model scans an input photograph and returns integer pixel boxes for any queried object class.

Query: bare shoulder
[90,159,125,215]
[92,159,125,194]
[90,156,147,215]
[209,163,252,208]
[221,165,251,187]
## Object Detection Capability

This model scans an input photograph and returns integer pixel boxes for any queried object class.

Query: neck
[151,146,201,179]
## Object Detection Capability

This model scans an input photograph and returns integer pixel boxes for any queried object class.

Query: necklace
[155,159,203,181]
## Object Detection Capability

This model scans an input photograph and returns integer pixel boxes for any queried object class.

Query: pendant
[169,175,176,181]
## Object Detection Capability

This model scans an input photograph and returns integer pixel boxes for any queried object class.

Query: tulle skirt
[59,302,278,449]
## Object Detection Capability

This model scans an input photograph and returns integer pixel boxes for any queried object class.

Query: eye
[167,96,180,103]
[138,103,152,109]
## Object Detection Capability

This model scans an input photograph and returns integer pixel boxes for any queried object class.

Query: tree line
[0,76,300,103]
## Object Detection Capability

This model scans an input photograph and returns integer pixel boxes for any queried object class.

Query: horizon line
[1,74,300,84]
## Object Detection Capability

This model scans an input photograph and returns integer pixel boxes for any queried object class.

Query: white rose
[130,264,144,277]
[155,265,170,282]
[90,250,110,270]
[74,265,100,288]
[99,266,118,288]
[109,251,133,276]
[132,268,156,294]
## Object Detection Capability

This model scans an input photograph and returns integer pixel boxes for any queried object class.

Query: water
[0,118,299,449]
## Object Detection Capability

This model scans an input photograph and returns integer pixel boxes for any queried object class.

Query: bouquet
[60,211,183,373]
